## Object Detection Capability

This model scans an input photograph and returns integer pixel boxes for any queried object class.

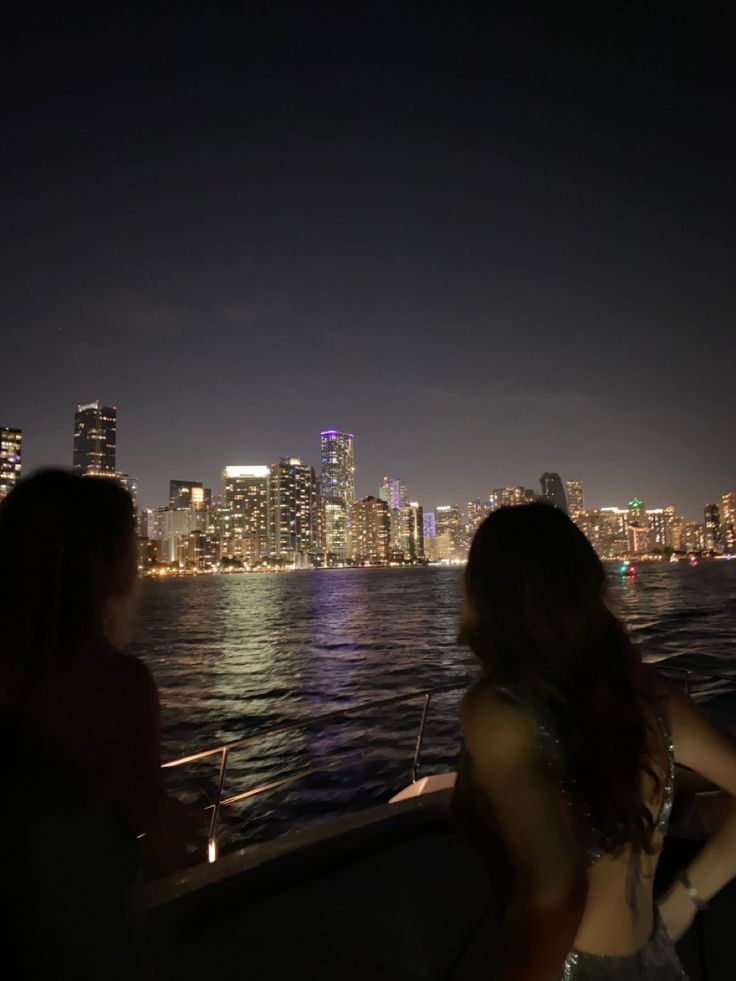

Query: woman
[454,503,736,980]
[0,470,197,978]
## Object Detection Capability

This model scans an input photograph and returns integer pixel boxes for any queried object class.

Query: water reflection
[131,562,736,850]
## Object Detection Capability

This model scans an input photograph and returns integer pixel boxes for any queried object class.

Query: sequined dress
[453,685,686,981]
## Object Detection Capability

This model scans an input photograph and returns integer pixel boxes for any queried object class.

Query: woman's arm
[461,686,587,981]
[114,655,203,874]
[658,684,736,939]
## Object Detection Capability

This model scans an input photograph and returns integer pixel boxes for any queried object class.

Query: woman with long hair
[0,469,195,978]
[455,503,736,980]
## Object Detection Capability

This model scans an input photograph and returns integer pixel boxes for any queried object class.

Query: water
[130,561,736,851]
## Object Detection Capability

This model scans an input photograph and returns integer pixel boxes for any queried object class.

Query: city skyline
[2,10,734,528]
[0,400,730,523]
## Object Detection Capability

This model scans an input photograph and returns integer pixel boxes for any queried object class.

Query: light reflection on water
[130,562,736,851]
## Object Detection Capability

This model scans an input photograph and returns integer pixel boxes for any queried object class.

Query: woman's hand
[657,882,697,942]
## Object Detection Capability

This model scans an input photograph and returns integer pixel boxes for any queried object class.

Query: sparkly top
[496,685,676,863]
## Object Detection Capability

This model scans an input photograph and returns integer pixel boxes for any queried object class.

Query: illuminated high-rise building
[269,457,318,564]
[320,430,355,557]
[379,476,406,510]
[646,508,674,550]
[320,431,355,507]
[492,487,536,508]
[0,427,22,499]
[323,496,348,563]
[73,401,117,475]
[221,465,270,565]
[681,521,704,554]
[352,496,390,565]
[466,499,490,537]
[565,480,584,516]
[704,503,720,552]
[435,504,466,560]
[169,480,205,510]
[539,473,568,513]
[720,492,736,554]
[407,501,425,561]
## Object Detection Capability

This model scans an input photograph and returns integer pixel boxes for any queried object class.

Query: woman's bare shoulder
[461,680,541,768]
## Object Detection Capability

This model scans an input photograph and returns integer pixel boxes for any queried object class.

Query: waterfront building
[320,430,355,557]
[0,426,22,499]
[646,508,674,551]
[539,472,568,513]
[137,536,161,570]
[351,496,390,565]
[704,503,721,552]
[491,487,536,508]
[681,520,704,554]
[320,431,355,507]
[565,480,584,516]
[222,465,270,565]
[323,495,348,563]
[435,504,466,560]
[720,492,736,554]
[405,501,425,561]
[628,524,651,555]
[379,476,407,511]
[158,507,204,564]
[466,499,490,538]
[598,507,629,556]
[269,457,318,564]
[423,512,436,539]
[73,401,117,475]
[169,480,205,510]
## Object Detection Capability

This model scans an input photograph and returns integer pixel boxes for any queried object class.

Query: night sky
[2,8,734,517]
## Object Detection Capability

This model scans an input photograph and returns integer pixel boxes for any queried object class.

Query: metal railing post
[207,747,229,863]
[412,692,432,783]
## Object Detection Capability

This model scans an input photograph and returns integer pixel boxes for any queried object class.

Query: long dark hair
[461,503,660,855]
[0,469,135,685]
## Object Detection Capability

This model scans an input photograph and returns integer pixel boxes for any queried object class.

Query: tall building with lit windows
[704,503,721,552]
[169,480,205,510]
[320,431,355,555]
[352,496,390,564]
[221,465,270,564]
[73,401,117,475]
[720,493,736,554]
[565,480,584,516]
[0,427,22,499]
[435,505,465,560]
[269,457,318,564]
[491,487,536,508]
[539,473,568,512]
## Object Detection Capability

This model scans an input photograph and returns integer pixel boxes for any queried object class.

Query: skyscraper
[0,427,22,499]
[323,496,348,563]
[169,480,205,509]
[539,473,568,512]
[720,492,736,554]
[565,480,584,516]
[73,401,117,475]
[351,496,390,564]
[435,505,465,560]
[379,476,407,511]
[320,431,355,507]
[704,503,720,552]
[221,465,270,565]
[466,499,490,537]
[491,487,536,508]
[320,430,355,557]
[269,457,318,564]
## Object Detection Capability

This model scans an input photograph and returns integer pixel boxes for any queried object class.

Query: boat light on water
[620,561,636,577]
[690,555,699,567]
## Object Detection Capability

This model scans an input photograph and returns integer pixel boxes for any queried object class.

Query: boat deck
[142,788,733,980]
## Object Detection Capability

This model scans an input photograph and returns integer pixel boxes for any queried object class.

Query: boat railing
[161,666,732,863]
[162,682,466,863]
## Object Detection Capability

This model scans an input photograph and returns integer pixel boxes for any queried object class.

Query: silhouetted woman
[454,503,736,980]
[0,470,193,979]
